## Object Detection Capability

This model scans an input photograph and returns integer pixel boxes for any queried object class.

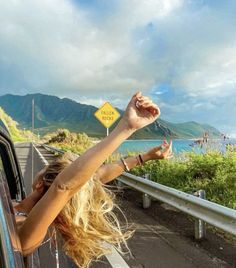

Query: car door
[0,125,25,267]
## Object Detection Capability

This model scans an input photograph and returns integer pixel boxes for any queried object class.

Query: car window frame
[0,131,25,200]
[0,165,25,268]
[0,131,25,267]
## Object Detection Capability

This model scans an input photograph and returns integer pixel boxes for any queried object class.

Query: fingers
[132,91,142,105]
[160,140,170,149]
[148,140,173,160]
[152,142,169,152]
[151,145,163,152]
[144,103,160,117]
[160,140,173,159]
[169,140,173,153]
[154,141,171,153]
[135,96,160,117]
[128,91,141,108]
[133,91,142,99]
[136,96,153,107]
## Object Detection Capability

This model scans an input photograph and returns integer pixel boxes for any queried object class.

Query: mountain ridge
[0,93,221,139]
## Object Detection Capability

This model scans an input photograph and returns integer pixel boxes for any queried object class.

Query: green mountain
[0,94,221,139]
[157,120,221,138]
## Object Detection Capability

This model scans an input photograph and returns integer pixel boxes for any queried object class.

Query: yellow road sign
[94,102,120,128]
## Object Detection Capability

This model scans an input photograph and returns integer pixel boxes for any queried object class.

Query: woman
[14,92,172,267]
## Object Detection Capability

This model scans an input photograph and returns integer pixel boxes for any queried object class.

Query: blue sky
[0,0,236,136]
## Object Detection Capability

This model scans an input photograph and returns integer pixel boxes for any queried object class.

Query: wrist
[140,153,151,163]
[116,118,136,136]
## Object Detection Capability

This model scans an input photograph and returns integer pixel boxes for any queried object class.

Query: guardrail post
[117,180,123,188]
[194,190,206,240]
[142,174,151,209]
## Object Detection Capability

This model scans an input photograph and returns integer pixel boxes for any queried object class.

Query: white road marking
[103,243,130,268]
[33,143,49,166]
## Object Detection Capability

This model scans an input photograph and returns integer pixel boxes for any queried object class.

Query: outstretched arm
[96,141,172,184]
[18,92,160,254]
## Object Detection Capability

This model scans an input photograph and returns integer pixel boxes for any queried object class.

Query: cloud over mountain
[0,0,236,134]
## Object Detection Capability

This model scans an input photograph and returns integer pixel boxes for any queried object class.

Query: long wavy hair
[41,153,132,268]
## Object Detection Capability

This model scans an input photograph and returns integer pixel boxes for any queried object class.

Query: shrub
[132,151,236,209]
[46,129,93,154]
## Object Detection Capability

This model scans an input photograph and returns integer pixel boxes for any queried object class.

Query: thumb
[131,91,142,103]
[134,91,142,98]
[126,91,142,109]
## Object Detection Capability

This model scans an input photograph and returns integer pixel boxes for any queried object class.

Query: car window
[0,134,25,200]
[0,156,6,181]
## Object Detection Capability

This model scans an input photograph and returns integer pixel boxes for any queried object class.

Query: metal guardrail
[42,144,65,155]
[118,172,236,236]
[40,144,236,237]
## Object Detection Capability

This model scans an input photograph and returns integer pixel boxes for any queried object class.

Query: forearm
[14,193,42,214]
[54,120,135,195]
[19,184,69,255]
[97,152,152,184]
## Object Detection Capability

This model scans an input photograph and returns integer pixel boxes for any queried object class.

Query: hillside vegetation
[0,107,32,141]
[44,129,94,154]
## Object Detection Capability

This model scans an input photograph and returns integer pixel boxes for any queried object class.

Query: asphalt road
[14,142,234,268]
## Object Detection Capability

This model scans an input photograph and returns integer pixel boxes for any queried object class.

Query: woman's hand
[142,140,173,161]
[120,92,160,131]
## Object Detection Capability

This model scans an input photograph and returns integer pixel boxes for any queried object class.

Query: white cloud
[0,0,236,132]
[77,96,128,110]
[1,0,236,100]
[0,0,183,97]
[117,0,183,27]
[175,46,236,97]
[76,96,108,108]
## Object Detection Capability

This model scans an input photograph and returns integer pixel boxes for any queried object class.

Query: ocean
[116,139,236,155]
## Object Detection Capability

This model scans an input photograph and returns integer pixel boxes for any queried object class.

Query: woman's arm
[96,141,172,184]
[18,92,160,254]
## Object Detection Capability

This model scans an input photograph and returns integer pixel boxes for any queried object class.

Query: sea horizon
[116,138,236,155]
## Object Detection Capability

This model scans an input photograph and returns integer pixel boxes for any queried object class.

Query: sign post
[94,102,120,136]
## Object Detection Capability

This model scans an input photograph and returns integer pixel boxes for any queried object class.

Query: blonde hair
[42,153,132,268]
